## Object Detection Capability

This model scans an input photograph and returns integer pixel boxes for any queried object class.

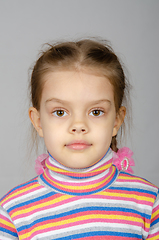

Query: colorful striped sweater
[0,149,159,239]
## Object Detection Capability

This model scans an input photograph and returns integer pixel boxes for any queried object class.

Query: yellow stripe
[0,218,15,229]
[1,184,40,205]
[20,213,146,239]
[11,195,72,218]
[147,235,159,240]
[45,169,114,191]
[46,162,112,174]
[96,191,154,203]
[152,208,159,219]
[118,175,153,185]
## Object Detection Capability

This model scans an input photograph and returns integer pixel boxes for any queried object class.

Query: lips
[65,140,92,150]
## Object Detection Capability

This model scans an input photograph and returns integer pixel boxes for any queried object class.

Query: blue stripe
[0,227,18,237]
[109,186,157,197]
[17,205,149,232]
[150,217,159,227]
[0,178,38,202]
[40,167,118,196]
[8,191,56,213]
[55,231,141,239]
[119,171,158,191]
[69,175,94,179]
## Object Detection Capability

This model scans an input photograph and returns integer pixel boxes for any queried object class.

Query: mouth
[65,140,92,151]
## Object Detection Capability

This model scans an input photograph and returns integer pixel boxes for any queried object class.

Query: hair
[29,38,131,152]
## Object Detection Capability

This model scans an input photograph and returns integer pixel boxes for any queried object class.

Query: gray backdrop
[0,0,159,197]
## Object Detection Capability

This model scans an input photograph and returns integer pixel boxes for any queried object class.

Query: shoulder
[117,171,158,190]
[116,171,158,191]
[113,171,159,202]
[0,176,43,208]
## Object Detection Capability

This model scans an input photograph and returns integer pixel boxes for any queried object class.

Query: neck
[40,148,118,195]
[47,148,112,177]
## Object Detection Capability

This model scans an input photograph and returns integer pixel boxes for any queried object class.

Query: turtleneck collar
[40,148,118,196]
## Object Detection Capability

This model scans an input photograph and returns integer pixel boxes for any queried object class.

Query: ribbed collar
[40,148,118,196]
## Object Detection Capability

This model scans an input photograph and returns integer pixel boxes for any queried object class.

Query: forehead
[41,70,114,104]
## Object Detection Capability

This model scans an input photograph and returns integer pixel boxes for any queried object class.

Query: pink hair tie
[113,147,135,174]
[35,153,49,175]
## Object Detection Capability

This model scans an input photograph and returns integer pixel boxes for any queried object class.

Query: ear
[28,107,44,137]
[112,106,126,137]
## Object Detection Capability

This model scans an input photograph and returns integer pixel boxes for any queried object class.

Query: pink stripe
[47,175,114,194]
[147,232,159,238]
[13,193,114,220]
[117,176,157,188]
[13,194,78,220]
[152,204,159,212]
[0,213,11,222]
[2,185,42,207]
[46,158,113,178]
[22,217,146,238]
[92,193,154,206]
[46,167,113,187]
[0,214,15,232]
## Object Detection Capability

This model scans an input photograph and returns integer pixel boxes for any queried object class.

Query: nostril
[71,128,86,132]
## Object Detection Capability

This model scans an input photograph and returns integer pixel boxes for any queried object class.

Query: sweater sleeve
[0,206,18,240]
[146,189,159,239]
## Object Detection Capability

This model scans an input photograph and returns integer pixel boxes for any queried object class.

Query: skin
[29,70,126,169]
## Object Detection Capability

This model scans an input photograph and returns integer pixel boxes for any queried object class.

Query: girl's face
[29,70,125,169]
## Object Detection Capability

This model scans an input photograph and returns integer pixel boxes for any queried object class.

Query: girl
[0,39,159,239]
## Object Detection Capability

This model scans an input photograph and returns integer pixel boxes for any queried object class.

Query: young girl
[0,39,159,239]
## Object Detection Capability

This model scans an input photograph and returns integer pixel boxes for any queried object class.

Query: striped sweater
[0,149,159,239]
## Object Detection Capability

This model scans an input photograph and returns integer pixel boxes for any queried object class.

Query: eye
[53,110,68,117]
[89,109,104,117]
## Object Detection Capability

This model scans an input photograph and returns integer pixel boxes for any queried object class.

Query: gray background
[0,0,159,197]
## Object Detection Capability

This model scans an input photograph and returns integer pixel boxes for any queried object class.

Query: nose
[69,120,88,134]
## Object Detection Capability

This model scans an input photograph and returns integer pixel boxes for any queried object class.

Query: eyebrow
[45,98,69,104]
[45,98,111,105]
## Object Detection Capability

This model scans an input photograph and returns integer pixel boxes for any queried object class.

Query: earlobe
[28,107,44,137]
[112,106,126,137]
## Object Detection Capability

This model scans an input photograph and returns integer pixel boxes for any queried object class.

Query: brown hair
[30,39,130,152]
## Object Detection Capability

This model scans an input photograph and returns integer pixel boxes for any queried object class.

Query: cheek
[99,118,115,133]
[100,129,113,143]
[95,120,115,142]
[42,123,64,146]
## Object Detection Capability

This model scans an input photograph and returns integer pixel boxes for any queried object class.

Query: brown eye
[90,110,104,116]
[53,110,67,117]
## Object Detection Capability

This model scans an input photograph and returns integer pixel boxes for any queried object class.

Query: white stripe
[115,180,158,190]
[32,221,142,240]
[2,187,46,209]
[0,236,17,240]
[14,196,152,225]
[49,167,110,183]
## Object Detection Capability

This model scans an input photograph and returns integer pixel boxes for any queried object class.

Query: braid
[110,136,118,152]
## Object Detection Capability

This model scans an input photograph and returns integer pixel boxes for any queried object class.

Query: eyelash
[53,109,68,117]
[89,109,105,117]
[52,108,105,118]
